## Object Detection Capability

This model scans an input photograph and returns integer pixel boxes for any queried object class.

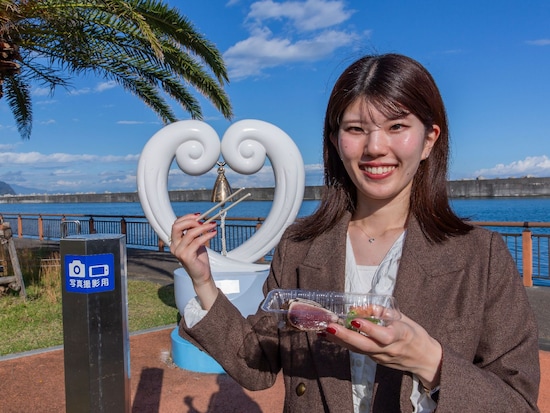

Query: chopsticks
[197,187,252,224]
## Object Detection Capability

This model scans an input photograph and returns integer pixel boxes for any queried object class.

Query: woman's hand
[170,213,219,310]
[322,314,442,389]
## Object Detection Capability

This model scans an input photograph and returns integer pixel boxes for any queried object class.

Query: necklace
[354,225,376,243]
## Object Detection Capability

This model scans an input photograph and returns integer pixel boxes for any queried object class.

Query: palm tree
[0,0,232,139]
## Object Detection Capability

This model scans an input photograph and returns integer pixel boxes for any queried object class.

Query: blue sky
[1,0,549,194]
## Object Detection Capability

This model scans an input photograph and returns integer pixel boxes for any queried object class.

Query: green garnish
[345,311,382,329]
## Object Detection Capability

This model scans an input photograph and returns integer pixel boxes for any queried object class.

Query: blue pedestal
[170,328,225,374]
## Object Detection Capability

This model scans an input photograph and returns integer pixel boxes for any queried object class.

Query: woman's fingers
[324,320,396,352]
[170,214,216,249]
[321,313,441,379]
[169,214,218,279]
[169,214,220,311]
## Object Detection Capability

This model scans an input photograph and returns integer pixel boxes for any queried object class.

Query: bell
[211,161,232,203]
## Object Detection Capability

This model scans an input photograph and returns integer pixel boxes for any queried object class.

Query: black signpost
[60,234,130,413]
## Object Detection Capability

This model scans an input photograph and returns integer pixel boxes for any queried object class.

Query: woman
[170,54,540,412]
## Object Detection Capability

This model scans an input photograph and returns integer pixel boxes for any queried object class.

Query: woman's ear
[422,125,440,160]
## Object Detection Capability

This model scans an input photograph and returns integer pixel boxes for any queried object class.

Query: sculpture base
[172,266,270,374]
[170,328,225,374]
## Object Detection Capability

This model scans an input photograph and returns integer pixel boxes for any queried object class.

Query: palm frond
[5,74,32,139]
[1,0,233,139]
[130,0,229,84]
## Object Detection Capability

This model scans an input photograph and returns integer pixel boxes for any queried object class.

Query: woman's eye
[346,126,364,134]
[390,123,404,131]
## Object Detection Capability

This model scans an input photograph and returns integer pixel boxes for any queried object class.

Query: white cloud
[49,168,79,177]
[473,155,550,178]
[54,179,85,188]
[33,87,52,97]
[0,125,17,133]
[98,173,137,187]
[116,120,162,126]
[35,99,58,105]
[526,39,550,46]
[304,163,323,185]
[0,148,321,193]
[168,162,324,190]
[247,0,354,32]
[224,0,360,79]
[0,143,16,151]
[0,151,139,165]
[225,28,359,79]
[95,81,117,92]
[68,87,92,96]
[0,151,142,193]
[67,80,118,96]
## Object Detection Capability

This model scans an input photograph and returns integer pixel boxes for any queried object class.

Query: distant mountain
[0,181,16,195]
[5,183,55,195]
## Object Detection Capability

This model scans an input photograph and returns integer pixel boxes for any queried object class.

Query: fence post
[254,221,268,263]
[61,216,67,238]
[89,217,96,234]
[38,215,44,240]
[17,215,22,238]
[522,228,533,287]
[120,218,127,234]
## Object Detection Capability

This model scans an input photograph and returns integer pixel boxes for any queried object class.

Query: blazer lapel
[297,214,348,292]
[394,217,468,331]
[297,214,353,411]
[372,218,454,412]
[374,218,469,411]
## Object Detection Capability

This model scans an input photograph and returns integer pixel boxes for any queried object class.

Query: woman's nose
[364,130,388,157]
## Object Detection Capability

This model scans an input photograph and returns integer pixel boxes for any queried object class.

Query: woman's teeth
[362,166,396,174]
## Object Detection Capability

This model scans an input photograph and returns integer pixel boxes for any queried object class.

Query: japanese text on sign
[65,253,115,294]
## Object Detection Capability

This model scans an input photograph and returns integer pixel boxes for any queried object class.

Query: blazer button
[296,382,306,396]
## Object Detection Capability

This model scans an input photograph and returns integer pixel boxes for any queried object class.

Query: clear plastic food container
[261,289,401,331]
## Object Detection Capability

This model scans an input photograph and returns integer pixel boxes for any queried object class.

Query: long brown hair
[290,53,472,243]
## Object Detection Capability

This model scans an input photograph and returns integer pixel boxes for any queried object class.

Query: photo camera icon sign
[68,259,110,278]
[68,259,86,278]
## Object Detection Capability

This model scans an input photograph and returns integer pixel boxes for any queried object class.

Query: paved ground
[1,238,549,412]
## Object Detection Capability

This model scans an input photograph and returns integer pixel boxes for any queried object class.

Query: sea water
[1,197,548,281]
[0,197,548,224]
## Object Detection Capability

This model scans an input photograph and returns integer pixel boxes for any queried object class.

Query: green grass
[0,280,178,356]
[0,247,179,356]
[127,280,178,331]
[0,293,64,355]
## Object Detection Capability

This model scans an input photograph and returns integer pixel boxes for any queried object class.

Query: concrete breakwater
[0,186,324,204]
[448,177,550,198]
[0,177,549,204]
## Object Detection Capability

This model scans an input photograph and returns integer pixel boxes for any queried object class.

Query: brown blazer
[180,213,540,412]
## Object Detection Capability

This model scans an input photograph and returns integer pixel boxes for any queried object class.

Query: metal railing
[473,222,550,287]
[1,212,548,287]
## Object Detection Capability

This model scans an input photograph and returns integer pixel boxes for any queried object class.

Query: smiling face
[332,99,440,207]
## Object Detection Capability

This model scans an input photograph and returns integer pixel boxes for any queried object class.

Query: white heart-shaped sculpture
[137,119,305,271]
